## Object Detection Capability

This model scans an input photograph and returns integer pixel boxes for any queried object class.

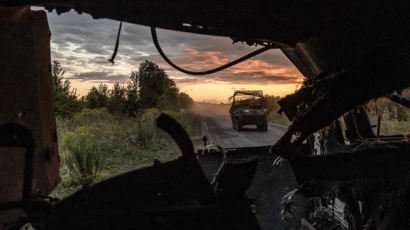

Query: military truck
[229,90,268,131]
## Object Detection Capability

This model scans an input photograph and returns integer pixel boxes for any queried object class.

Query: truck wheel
[258,122,268,132]
[232,119,239,130]
[233,119,242,131]
[263,122,268,131]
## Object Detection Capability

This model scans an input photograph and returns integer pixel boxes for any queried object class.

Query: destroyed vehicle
[1,1,410,230]
[229,90,268,131]
[274,86,410,229]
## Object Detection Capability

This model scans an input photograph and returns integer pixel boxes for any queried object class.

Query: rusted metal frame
[50,200,260,230]
[198,146,273,162]
[389,91,410,108]
[272,45,410,159]
[377,115,382,136]
[0,123,35,211]
[2,0,406,48]
[350,107,375,139]
[340,107,377,152]
[289,144,410,184]
[213,159,258,200]
[364,135,410,143]
[0,0,299,46]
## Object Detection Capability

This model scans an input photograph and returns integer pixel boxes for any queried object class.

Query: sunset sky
[40,7,304,103]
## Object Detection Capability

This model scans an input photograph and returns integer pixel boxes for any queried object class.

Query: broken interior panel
[0,1,409,230]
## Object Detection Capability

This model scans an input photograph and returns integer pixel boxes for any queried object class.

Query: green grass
[367,109,410,136]
[51,108,201,199]
[63,127,108,186]
[366,98,409,136]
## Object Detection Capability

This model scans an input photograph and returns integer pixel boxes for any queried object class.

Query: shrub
[72,107,113,125]
[63,127,108,185]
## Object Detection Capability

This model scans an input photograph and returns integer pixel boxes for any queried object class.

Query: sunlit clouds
[40,7,303,102]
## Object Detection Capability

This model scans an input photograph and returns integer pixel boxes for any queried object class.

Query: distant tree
[157,86,180,110]
[81,60,195,115]
[51,60,81,118]
[178,92,194,109]
[130,70,138,87]
[396,105,408,122]
[85,83,109,109]
[107,83,127,114]
[125,71,140,117]
[387,103,396,120]
[137,60,179,110]
[263,95,281,113]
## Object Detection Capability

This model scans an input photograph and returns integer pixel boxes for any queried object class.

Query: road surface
[202,115,287,148]
[199,115,304,230]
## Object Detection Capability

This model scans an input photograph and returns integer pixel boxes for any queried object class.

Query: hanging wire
[151,26,274,75]
[108,21,123,64]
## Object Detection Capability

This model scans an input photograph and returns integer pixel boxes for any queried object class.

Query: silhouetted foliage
[51,60,82,118]
[178,92,194,109]
[263,95,290,125]
[262,95,281,113]
[107,83,127,114]
[124,71,140,117]
[397,105,407,122]
[85,83,109,109]
[138,60,180,110]
[54,60,194,118]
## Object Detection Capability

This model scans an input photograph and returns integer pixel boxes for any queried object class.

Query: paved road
[199,115,303,230]
[202,115,287,148]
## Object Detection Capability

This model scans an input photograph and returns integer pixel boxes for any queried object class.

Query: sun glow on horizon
[45,7,304,103]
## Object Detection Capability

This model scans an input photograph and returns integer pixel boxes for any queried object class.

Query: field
[51,108,202,198]
[51,102,290,198]
[50,99,409,199]
[366,98,410,136]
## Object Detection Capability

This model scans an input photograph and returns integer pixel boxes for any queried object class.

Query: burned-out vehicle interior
[0,1,410,230]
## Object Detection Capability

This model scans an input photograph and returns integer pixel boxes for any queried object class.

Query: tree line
[52,60,194,118]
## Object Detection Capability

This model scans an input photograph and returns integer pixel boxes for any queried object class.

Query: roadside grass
[367,109,410,136]
[51,108,201,199]
[51,104,406,199]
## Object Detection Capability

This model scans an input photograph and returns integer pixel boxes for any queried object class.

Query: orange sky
[43,8,304,103]
[68,47,303,103]
[68,48,303,103]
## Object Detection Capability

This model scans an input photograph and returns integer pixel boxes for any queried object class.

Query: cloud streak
[69,71,129,82]
[38,7,303,98]
[168,48,302,85]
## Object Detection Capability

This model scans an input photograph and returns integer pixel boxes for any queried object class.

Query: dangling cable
[108,21,123,65]
[151,26,274,75]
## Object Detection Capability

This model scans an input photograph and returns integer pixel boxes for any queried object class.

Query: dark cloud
[69,71,129,82]
[74,44,111,55]
[87,56,108,64]
[47,9,121,57]
[36,7,301,87]
[214,72,300,84]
